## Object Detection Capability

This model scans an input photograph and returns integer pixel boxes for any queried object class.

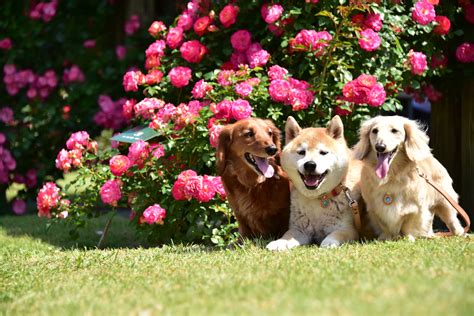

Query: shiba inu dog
[266,116,363,250]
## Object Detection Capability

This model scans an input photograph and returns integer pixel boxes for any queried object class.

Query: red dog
[216,118,290,239]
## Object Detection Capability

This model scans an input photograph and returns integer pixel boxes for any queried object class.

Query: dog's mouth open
[245,153,275,178]
[299,170,328,190]
[375,148,397,179]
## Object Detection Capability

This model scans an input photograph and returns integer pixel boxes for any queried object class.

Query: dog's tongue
[375,153,390,179]
[304,175,319,187]
[255,157,274,178]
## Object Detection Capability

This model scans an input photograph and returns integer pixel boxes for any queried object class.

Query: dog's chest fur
[289,190,353,243]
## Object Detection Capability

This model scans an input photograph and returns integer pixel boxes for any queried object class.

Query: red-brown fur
[216,118,290,239]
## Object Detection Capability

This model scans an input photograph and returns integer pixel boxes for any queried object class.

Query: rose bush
[34,0,473,246]
[0,1,149,213]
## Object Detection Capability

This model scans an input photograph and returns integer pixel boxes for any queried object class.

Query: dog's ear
[353,117,375,160]
[326,115,344,140]
[285,116,301,144]
[404,120,431,162]
[264,119,282,150]
[216,125,233,175]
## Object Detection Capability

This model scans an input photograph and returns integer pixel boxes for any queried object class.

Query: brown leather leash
[416,167,471,236]
[341,186,362,233]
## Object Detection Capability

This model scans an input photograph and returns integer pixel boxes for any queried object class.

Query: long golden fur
[216,118,290,239]
[353,115,464,240]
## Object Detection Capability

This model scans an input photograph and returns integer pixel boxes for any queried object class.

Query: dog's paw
[320,236,342,248]
[266,239,295,251]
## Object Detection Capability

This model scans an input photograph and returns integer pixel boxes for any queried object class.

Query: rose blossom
[12,199,27,215]
[364,13,382,31]
[192,79,213,99]
[261,3,284,24]
[100,179,122,206]
[455,43,474,63]
[269,79,292,103]
[433,16,451,35]
[37,182,61,218]
[0,38,12,50]
[66,131,90,150]
[219,4,239,28]
[230,30,252,52]
[231,99,253,120]
[150,143,165,159]
[145,40,166,58]
[123,70,144,92]
[235,81,253,97]
[209,124,223,148]
[166,26,184,49]
[180,40,207,63]
[55,149,72,172]
[359,28,381,52]
[412,0,436,25]
[148,21,166,37]
[142,204,166,224]
[125,15,140,35]
[128,140,151,168]
[196,175,216,202]
[342,74,386,107]
[115,45,127,60]
[246,43,270,68]
[168,66,192,88]
[0,107,14,124]
[268,65,288,81]
[194,16,212,36]
[172,170,198,200]
[145,69,164,85]
[211,99,233,120]
[408,50,427,75]
[109,155,130,176]
[210,176,226,199]
[178,11,194,31]
[217,70,234,86]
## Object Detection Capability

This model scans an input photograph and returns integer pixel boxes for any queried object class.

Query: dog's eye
[391,128,398,134]
[319,150,328,156]
[244,130,254,138]
[372,128,379,134]
[268,130,273,136]
[297,149,306,156]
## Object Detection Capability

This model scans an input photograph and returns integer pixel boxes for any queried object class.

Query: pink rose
[122,70,144,92]
[291,30,332,56]
[100,179,122,206]
[125,15,140,35]
[268,65,289,81]
[142,204,166,224]
[217,70,234,86]
[145,69,164,85]
[109,155,130,176]
[269,79,292,103]
[246,43,270,68]
[172,170,198,200]
[37,182,61,218]
[196,175,216,202]
[231,30,252,52]
[66,131,90,150]
[359,28,381,52]
[423,84,442,102]
[0,107,14,124]
[83,39,96,49]
[0,38,12,50]
[261,3,284,24]
[122,99,136,120]
[148,21,166,37]
[192,79,213,99]
[455,43,474,63]
[168,66,192,88]
[210,176,226,199]
[166,26,184,49]
[128,140,150,168]
[235,81,253,97]
[115,45,127,60]
[412,0,436,25]
[12,199,27,215]
[211,99,233,120]
[178,12,194,31]
[180,40,207,63]
[209,124,223,148]
[150,143,165,159]
[55,149,72,172]
[408,50,427,75]
[364,13,383,31]
[145,40,166,58]
[342,74,386,107]
[193,16,212,36]
[231,99,253,120]
[219,4,239,28]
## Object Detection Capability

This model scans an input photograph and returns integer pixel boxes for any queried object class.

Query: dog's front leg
[320,229,359,248]
[266,229,310,251]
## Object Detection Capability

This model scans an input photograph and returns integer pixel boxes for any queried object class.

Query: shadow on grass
[0,212,158,250]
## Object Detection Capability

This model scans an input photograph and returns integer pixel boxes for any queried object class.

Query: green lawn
[1,215,473,316]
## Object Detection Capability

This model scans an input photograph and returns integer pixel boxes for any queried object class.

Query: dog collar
[318,184,344,208]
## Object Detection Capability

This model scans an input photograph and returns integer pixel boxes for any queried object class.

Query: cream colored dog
[353,115,464,240]
[266,116,362,250]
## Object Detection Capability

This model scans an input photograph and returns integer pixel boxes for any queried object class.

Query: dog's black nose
[265,145,277,156]
[304,161,317,173]
[375,143,386,153]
